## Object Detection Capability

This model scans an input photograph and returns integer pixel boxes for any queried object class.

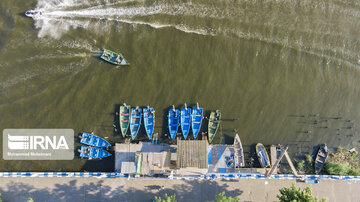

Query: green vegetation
[209,192,239,202]
[296,160,305,172]
[0,193,2,202]
[154,192,238,202]
[27,198,34,202]
[277,183,327,202]
[154,194,176,202]
[297,154,315,174]
[324,148,359,176]
[305,154,313,165]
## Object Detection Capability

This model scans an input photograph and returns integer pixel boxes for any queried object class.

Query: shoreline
[0,176,358,201]
[0,172,359,181]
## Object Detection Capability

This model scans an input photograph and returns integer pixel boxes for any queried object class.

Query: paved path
[0,178,358,202]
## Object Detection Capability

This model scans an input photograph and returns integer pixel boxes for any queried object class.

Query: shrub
[297,160,305,171]
[154,194,176,202]
[305,154,313,164]
[325,163,350,175]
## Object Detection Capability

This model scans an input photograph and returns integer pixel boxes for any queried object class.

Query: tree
[277,183,327,202]
[207,192,239,202]
[154,194,176,202]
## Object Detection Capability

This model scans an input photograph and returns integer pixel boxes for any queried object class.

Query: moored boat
[130,107,142,140]
[208,110,221,143]
[119,103,131,137]
[143,106,155,140]
[80,132,111,147]
[79,146,111,159]
[100,49,129,65]
[191,103,203,139]
[168,105,179,140]
[25,10,42,18]
[234,134,245,168]
[256,143,271,168]
[315,144,329,174]
[180,103,191,139]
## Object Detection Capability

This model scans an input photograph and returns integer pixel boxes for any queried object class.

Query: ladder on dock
[266,145,298,177]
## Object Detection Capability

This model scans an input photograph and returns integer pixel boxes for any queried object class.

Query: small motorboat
[119,103,131,137]
[256,143,271,168]
[100,49,129,66]
[130,107,142,140]
[168,105,179,140]
[79,146,111,159]
[143,106,155,140]
[315,144,329,173]
[208,110,221,143]
[25,10,42,18]
[180,103,191,139]
[191,103,203,139]
[80,132,111,147]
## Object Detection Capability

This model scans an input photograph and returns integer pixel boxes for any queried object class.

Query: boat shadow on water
[161,106,174,144]
[113,104,122,136]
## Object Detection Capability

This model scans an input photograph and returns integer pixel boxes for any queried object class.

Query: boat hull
[143,107,155,140]
[208,110,221,143]
[191,107,203,138]
[130,108,142,140]
[100,49,129,65]
[25,10,41,17]
[80,146,111,159]
[168,108,179,140]
[256,143,271,168]
[234,134,245,168]
[180,107,191,139]
[119,104,131,137]
[80,133,111,147]
[314,144,329,173]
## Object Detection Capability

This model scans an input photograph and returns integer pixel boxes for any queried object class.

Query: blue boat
[180,103,191,139]
[80,132,111,147]
[143,106,155,140]
[130,107,142,140]
[168,105,179,140]
[79,146,111,159]
[191,103,203,139]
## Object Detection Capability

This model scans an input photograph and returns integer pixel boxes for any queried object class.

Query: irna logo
[7,134,69,150]
[3,129,74,160]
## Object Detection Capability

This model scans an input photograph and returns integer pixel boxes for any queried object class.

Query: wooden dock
[270,145,278,173]
[177,138,208,169]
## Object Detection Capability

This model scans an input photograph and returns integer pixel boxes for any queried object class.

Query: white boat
[234,134,245,168]
[25,10,42,18]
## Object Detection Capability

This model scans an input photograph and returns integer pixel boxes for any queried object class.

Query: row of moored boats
[119,103,221,143]
[78,133,112,159]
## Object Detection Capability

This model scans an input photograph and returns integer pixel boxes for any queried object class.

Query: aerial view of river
[0,0,359,171]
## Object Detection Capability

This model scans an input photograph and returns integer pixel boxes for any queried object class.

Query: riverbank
[0,177,358,201]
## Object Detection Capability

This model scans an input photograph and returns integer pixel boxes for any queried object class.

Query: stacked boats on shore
[119,103,221,143]
[79,133,112,159]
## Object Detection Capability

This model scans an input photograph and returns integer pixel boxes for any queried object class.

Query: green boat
[208,110,221,143]
[100,49,129,65]
[119,103,131,137]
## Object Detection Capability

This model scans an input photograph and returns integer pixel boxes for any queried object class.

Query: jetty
[266,145,298,177]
